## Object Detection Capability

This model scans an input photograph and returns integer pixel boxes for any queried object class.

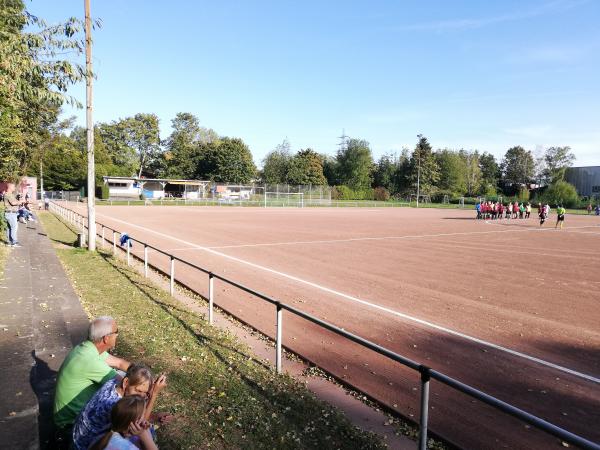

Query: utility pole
[416,134,422,208]
[85,0,96,251]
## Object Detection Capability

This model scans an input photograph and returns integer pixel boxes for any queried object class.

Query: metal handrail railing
[49,201,600,450]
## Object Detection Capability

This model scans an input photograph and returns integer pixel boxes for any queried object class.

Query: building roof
[103,176,210,186]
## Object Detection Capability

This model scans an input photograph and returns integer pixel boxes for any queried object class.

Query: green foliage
[407,135,440,196]
[261,140,291,184]
[478,152,499,193]
[99,114,162,178]
[542,181,579,207]
[435,149,467,196]
[0,1,86,181]
[332,185,374,200]
[372,151,410,195]
[518,186,530,202]
[95,184,109,199]
[261,142,326,186]
[336,139,374,190]
[501,146,534,185]
[543,146,575,184]
[373,186,390,201]
[321,154,339,186]
[484,184,497,197]
[40,134,86,190]
[195,137,256,183]
[287,149,327,185]
[164,112,218,179]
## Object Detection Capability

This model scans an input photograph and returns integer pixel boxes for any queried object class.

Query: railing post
[144,245,148,277]
[101,225,105,249]
[418,366,431,450]
[113,231,116,254]
[170,257,175,296]
[126,241,131,266]
[208,273,214,324]
[276,303,283,374]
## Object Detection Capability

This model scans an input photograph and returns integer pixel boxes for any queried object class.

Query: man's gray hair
[89,316,115,342]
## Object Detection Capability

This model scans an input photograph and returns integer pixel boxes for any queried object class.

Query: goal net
[409,194,431,204]
[264,192,304,207]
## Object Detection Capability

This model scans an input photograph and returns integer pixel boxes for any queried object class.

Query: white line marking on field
[94,211,600,384]
[196,223,600,250]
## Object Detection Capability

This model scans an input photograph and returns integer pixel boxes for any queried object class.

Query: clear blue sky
[29,0,600,167]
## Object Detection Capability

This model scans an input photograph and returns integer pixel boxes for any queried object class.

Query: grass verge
[39,211,387,450]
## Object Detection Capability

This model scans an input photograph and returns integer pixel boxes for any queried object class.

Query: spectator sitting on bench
[72,364,168,450]
[54,316,131,444]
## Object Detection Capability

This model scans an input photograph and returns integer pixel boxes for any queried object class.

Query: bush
[543,181,579,207]
[518,187,530,202]
[373,187,390,201]
[332,185,374,200]
[95,184,109,200]
[484,184,497,197]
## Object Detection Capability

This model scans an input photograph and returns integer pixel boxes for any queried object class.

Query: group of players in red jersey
[476,200,560,227]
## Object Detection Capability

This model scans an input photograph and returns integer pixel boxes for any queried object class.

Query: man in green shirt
[555,205,566,229]
[53,316,130,437]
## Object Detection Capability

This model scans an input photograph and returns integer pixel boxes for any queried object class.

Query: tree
[459,150,482,196]
[373,154,396,191]
[70,125,124,182]
[478,152,499,195]
[407,135,440,196]
[164,112,218,179]
[123,113,161,178]
[435,149,467,195]
[261,139,291,184]
[38,135,86,190]
[543,146,575,184]
[321,154,339,186]
[373,151,410,195]
[195,137,256,183]
[97,122,138,175]
[336,138,374,190]
[98,114,162,178]
[287,149,327,185]
[501,146,534,186]
[0,0,86,181]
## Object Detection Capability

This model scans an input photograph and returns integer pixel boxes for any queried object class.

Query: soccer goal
[459,197,465,208]
[442,195,450,205]
[409,194,431,205]
[264,192,304,208]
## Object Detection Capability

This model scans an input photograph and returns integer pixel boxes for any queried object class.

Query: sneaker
[11,242,22,247]
[18,217,26,224]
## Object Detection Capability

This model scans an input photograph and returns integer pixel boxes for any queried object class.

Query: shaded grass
[39,212,387,450]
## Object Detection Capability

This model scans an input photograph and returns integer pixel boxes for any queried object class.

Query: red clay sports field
[66,204,600,449]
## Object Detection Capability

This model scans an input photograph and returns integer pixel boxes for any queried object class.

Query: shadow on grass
[96,251,281,398]
[91,252,389,449]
